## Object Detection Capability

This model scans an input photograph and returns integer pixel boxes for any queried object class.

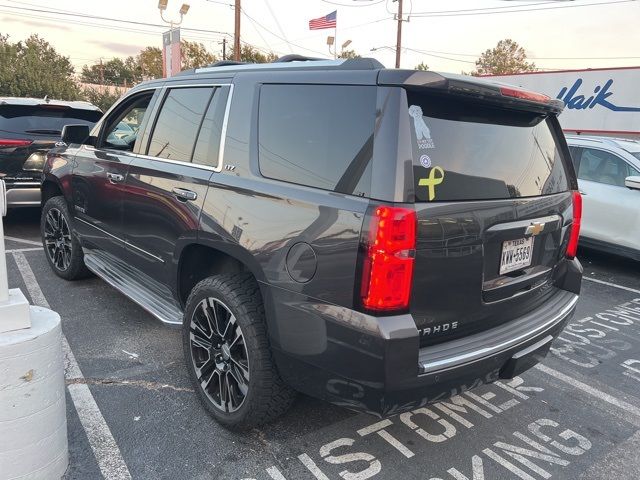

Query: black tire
[41,196,90,280]
[183,272,295,429]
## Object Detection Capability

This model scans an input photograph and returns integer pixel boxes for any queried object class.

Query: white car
[566,135,640,261]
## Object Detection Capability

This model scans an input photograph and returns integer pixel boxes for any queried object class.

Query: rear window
[258,84,376,196]
[0,105,102,135]
[405,91,570,202]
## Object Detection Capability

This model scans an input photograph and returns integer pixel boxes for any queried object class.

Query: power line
[239,8,329,56]
[409,1,561,15]
[0,3,231,36]
[410,0,638,17]
[263,0,292,54]
[320,0,385,7]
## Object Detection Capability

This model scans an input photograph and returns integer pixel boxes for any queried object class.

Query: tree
[471,39,536,76]
[181,40,216,69]
[81,86,121,112]
[415,62,429,71]
[228,44,278,63]
[81,57,140,86]
[0,34,80,100]
[338,49,361,59]
[137,46,162,79]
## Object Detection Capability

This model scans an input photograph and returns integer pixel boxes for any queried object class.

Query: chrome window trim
[86,83,233,174]
[419,293,579,374]
[142,83,233,173]
[75,217,165,263]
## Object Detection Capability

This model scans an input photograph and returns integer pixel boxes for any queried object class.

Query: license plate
[500,237,534,275]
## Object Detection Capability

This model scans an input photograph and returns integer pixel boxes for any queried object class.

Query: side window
[577,148,632,187]
[258,84,376,196]
[192,86,230,167]
[147,87,213,162]
[102,92,154,152]
[568,146,582,173]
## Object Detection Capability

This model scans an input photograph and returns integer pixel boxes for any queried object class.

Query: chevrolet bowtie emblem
[525,222,545,236]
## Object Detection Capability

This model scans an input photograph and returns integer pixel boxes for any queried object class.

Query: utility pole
[234,0,241,61]
[222,38,227,60]
[394,0,403,68]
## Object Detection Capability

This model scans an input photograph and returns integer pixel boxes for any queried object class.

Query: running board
[84,250,183,326]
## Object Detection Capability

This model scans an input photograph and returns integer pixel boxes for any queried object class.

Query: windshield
[0,105,102,136]
[405,90,570,202]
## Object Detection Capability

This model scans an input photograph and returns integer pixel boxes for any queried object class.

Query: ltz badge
[419,166,445,201]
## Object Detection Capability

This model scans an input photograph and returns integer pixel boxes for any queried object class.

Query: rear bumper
[267,259,581,416]
[5,183,41,207]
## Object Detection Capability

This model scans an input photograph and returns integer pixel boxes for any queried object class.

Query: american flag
[309,10,337,30]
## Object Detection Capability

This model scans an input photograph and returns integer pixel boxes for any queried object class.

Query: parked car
[0,97,102,207]
[566,135,640,261]
[41,57,582,429]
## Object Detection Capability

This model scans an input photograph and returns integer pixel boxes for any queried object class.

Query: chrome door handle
[172,187,198,201]
[106,172,124,183]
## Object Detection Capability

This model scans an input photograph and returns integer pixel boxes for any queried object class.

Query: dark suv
[41,57,582,429]
[0,97,102,207]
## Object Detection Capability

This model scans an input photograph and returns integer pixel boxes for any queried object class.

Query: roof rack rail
[274,54,325,63]
[209,60,248,67]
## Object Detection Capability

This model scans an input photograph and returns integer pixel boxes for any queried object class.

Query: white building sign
[490,67,640,137]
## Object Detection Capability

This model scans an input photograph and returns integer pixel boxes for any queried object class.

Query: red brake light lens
[500,86,551,104]
[566,191,582,259]
[361,206,417,312]
[0,139,33,148]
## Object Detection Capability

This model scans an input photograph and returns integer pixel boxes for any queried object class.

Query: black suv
[0,97,102,207]
[41,57,582,428]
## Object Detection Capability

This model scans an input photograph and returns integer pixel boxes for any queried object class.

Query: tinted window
[576,148,636,187]
[568,146,582,172]
[148,87,213,162]
[0,105,101,135]
[258,84,376,196]
[102,94,153,151]
[192,86,230,167]
[405,91,570,202]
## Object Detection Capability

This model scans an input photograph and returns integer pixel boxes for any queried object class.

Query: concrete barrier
[0,179,68,479]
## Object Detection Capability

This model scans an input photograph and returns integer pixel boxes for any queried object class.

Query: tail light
[360,206,416,312]
[500,86,551,104]
[566,191,582,259]
[0,139,32,148]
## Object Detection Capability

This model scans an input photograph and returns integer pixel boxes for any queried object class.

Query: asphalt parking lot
[5,207,640,480]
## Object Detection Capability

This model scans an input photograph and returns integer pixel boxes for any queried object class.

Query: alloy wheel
[189,297,250,413]
[43,208,72,272]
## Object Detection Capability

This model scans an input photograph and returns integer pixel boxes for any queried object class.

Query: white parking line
[583,276,640,295]
[535,363,640,419]
[5,247,43,253]
[11,251,132,480]
[4,235,42,246]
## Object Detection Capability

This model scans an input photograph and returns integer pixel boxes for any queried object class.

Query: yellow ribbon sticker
[418,166,445,201]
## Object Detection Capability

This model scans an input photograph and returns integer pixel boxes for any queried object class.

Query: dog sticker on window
[408,105,435,149]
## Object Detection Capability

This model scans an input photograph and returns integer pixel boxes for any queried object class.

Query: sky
[0,0,639,74]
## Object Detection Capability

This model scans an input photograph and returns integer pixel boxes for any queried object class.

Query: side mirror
[61,124,90,145]
[625,176,640,191]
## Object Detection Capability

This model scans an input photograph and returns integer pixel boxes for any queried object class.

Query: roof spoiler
[378,70,564,115]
